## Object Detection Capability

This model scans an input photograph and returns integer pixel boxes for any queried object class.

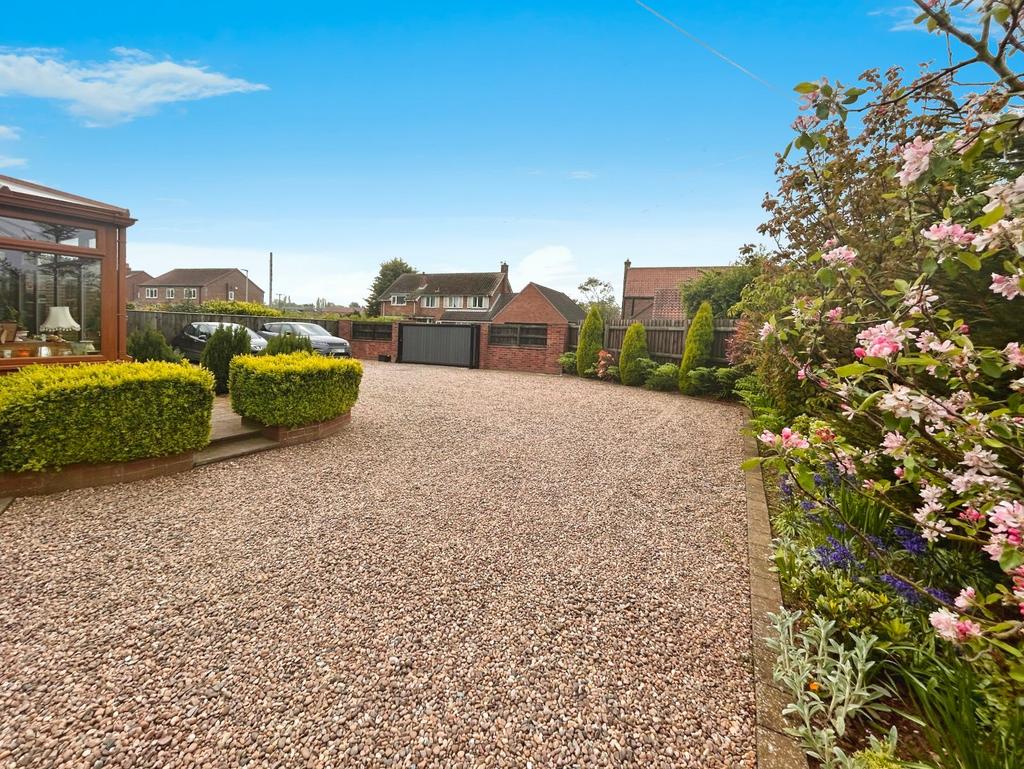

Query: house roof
[623,266,729,297]
[127,270,153,279]
[382,271,506,298]
[531,283,586,322]
[650,287,686,323]
[144,268,251,288]
[0,173,132,218]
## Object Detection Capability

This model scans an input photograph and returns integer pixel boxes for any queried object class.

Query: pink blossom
[857,321,912,358]
[921,221,975,246]
[954,587,976,610]
[759,321,774,341]
[960,507,984,524]
[758,428,810,450]
[897,136,934,186]
[822,245,857,266]
[792,115,820,132]
[822,237,838,249]
[894,466,905,479]
[1004,342,1024,367]
[882,431,907,457]
[955,619,982,640]
[826,306,843,322]
[853,346,867,359]
[929,608,959,641]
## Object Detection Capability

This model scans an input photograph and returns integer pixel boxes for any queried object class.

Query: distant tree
[365,258,416,316]
[680,259,761,318]
[678,301,714,395]
[577,277,620,324]
[576,305,605,377]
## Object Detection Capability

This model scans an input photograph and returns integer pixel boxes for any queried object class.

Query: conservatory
[0,175,135,369]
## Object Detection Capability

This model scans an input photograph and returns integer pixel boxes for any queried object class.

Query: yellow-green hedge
[229,352,363,427]
[0,361,214,472]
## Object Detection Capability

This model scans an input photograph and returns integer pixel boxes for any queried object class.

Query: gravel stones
[0,362,756,768]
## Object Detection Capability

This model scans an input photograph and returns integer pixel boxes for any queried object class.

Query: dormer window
[421,295,438,308]
[443,296,463,308]
[390,294,407,305]
[469,295,488,309]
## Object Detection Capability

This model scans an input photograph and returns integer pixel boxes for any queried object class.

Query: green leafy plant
[264,333,314,355]
[229,352,363,427]
[679,300,713,394]
[644,363,680,391]
[681,262,759,317]
[127,327,183,363]
[199,300,282,317]
[0,361,213,471]
[200,325,252,394]
[618,322,650,385]
[576,305,604,377]
[769,609,892,769]
[558,351,577,374]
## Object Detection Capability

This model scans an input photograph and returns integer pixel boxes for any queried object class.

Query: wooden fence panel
[604,318,737,364]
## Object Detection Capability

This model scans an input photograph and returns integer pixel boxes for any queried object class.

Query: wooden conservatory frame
[0,175,135,371]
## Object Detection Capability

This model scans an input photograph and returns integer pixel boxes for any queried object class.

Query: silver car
[258,322,351,357]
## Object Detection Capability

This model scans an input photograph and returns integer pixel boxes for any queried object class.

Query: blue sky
[1,1,944,304]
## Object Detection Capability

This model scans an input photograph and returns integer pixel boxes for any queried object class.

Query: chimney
[500,261,509,274]
[622,259,632,321]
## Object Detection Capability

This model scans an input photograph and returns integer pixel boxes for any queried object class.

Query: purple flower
[780,480,794,499]
[880,575,921,604]
[893,526,928,556]
[801,500,816,511]
[815,537,860,570]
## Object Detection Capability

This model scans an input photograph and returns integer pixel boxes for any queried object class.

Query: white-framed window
[228,290,235,300]
[469,295,488,309]
[145,287,158,299]
[165,288,175,299]
[443,296,462,308]
[390,294,407,305]
[185,288,198,300]
[421,295,438,308]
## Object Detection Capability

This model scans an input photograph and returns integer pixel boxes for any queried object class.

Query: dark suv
[172,322,268,362]
[258,322,351,357]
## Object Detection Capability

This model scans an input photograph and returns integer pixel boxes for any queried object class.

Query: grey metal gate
[397,323,480,367]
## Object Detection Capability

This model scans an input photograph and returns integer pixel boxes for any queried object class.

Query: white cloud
[0,48,267,126]
[0,125,19,140]
[870,5,979,33]
[0,155,26,168]
[514,245,586,296]
[567,170,596,180]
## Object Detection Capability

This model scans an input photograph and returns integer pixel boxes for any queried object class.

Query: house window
[488,324,548,348]
[165,288,175,299]
[469,295,487,309]
[443,296,462,309]
[145,287,158,299]
[228,290,235,300]
[390,294,407,305]
[0,249,103,354]
[0,216,98,249]
[184,288,198,300]
[421,295,438,308]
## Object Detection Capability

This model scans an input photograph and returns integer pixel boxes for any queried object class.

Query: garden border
[744,431,808,769]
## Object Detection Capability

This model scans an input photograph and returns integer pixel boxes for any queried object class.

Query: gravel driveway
[0,362,754,769]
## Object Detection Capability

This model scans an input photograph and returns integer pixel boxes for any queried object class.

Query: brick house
[621,260,731,322]
[136,268,265,306]
[481,282,586,374]
[125,267,153,303]
[378,262,514,321]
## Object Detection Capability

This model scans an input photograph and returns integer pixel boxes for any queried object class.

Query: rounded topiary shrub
[576,305,604,377]
[644,363,680,391]
[127,327,182,363]
[558,351,577,374]
[200,326,253,394]
[679,301,714,395]
[618,322,650,385]
[265,333,314,355]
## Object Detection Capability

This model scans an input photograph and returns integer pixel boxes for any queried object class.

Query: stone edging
[744,432,808,769]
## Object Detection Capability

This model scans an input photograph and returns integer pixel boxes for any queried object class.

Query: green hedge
[229,352,363,427]
[0,362,214,472]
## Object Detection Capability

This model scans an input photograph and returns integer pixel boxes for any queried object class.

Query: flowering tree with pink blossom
[743,0,1024,755]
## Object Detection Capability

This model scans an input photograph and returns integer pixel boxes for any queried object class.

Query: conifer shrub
[644,363,679,391]
[576,305,605,377]
[679,301,714,394]
[200,325,252,394]
[265,333,314,355]
[127,327,182,363]
[618,322,650,386]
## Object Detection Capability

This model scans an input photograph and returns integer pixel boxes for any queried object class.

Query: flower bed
[228,352,362,428]
[0,361,214,472]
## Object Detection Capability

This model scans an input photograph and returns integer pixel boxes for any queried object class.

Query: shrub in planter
[576,305,604,377]
[200,325,253,394]
[229,352,363,428]
[264,333,314,355]
[127,327,183,363]
[679,300,714,394]
[558,351,577,374]
[0,361,213,472]
[618,323,650,385]
[644,363,679,391]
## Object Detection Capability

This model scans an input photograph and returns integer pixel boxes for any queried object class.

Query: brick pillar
[479,323,490,369]
[337,319,353,339]
[546,325,568,374]
[390,321,400,361]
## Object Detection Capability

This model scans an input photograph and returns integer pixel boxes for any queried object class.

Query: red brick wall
[492,283,566,325]
[480,323,568,375]
[338,320,399,360]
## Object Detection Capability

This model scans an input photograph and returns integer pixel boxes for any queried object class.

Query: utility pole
[268,252,274,307]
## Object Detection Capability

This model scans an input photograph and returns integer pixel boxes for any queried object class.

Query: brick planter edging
[744,431,809,769]
[0,452,196,497]
[248,410,352,446]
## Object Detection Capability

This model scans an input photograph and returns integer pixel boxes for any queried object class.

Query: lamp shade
[40,306,81,333]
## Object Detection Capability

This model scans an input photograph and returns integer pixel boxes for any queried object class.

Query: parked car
[258,322,351,357]
[172,322,268,362]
